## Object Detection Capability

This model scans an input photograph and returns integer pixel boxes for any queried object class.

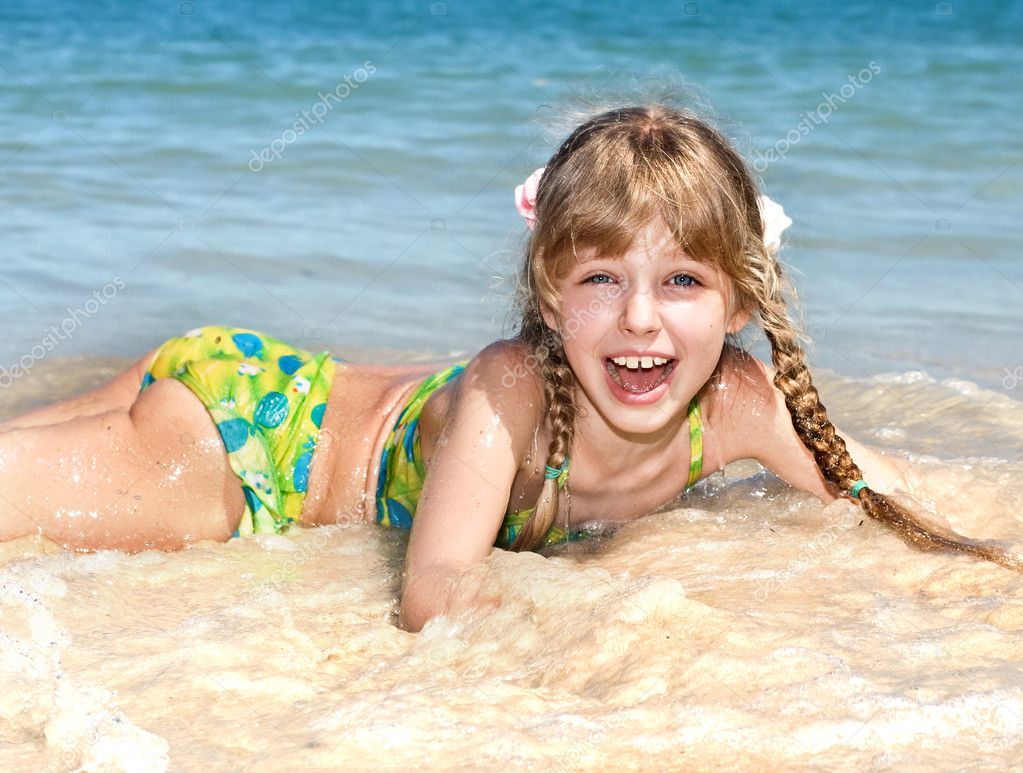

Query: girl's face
[541,217,750,437]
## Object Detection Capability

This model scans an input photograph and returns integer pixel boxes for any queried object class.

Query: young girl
[0,104,1016,633]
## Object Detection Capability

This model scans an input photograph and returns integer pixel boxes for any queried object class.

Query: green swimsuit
[141,326,705,549]
[140,325,339,537]
[375,362,705,549]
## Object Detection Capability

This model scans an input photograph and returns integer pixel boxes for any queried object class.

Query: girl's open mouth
[604,357,676,394]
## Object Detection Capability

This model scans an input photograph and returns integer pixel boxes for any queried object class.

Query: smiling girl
[0,103,1016,632]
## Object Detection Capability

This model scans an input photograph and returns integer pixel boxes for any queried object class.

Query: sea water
[1,363,1021,771]
[1,0,1021,769]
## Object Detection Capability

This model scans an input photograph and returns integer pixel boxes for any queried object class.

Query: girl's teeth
[610,355,670,369]
[606,358,675,392]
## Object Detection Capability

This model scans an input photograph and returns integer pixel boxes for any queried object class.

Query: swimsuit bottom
[139,325,339,537]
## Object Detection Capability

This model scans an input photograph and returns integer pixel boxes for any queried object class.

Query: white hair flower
[757,194,792,255]
[514,167,544,231]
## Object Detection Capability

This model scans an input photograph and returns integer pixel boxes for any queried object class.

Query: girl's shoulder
[444,338,546,407]
[418,339,546,465]
[698,344,778,467]
[476,338,547,398]
[700,343,771,408]
[470,338,545,419]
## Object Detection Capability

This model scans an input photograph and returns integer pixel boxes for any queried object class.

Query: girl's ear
[727,305,752,334]
[724,285,753,334]
[540,301,559,332]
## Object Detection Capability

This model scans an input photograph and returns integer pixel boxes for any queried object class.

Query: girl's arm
[398,340,544,633]
[718,348,911,500]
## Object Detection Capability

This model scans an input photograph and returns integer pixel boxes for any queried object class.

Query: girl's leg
[0,377,245,552]
[0,349,159,431]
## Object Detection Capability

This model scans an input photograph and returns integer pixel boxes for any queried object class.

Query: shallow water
[1,359,1021,771]
[2,0,1022,388]
[3,0,1022,768]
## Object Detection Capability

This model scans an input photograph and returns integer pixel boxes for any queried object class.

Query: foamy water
[3,1,1020,767]
[1,360,1021,771]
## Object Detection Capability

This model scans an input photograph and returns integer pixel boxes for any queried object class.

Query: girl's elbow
[397,586,439,633]
[397,567,461,633]
[755,451,839,503]
[397,604,426,633]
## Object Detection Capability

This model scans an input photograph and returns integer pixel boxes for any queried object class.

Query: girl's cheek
[595,284,625,305]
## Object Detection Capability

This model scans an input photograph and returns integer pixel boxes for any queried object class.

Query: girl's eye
[670,273,697,287]
[583,273,614,284]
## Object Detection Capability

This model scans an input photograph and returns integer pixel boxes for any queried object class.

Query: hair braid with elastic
[508,305,577,552]
[757,259,1021,571]
[509,97,1020,571]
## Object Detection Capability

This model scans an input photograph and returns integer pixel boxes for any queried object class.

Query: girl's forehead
[574,219,704,265]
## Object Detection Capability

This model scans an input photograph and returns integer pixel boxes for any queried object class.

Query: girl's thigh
[0,378,245,551]
[125,377,247,549]
[0,348,158,431]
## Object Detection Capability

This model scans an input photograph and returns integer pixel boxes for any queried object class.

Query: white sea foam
[1,366,1021,770]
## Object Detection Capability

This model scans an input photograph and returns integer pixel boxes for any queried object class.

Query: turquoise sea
[2,3,1023,771]
[0,0,1020,390]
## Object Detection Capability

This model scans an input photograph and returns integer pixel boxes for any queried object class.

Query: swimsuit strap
[686,395,703,489]
[550,461,569,489]
[499,394,704,550]
[375,361,468,529]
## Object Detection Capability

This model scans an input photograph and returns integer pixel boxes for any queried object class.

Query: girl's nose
[619,287,662,336]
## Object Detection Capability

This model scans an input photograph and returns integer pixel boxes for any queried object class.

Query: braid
[509,310,577,552]
[758,259,1022,571]
[505,100,1016,570]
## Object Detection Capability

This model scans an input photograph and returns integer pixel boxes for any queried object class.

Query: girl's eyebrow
[668,251,717,271]
[574,246,706,268]
[575,250,612,263]
[666,248,700,263]
[572,256,618,270]
[649,251,704,267]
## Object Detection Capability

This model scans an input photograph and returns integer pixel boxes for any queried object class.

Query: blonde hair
[507,101,1020,572]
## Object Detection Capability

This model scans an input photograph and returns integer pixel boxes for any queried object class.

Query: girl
[0,104,1016,633]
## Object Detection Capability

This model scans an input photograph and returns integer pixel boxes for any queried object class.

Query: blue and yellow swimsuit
[375,362,705,549]
[141,326,704,549]
[140,325,340,537]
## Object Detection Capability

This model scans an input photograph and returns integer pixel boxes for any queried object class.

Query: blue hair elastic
[849,480,869,499]
[544,459,569,479]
